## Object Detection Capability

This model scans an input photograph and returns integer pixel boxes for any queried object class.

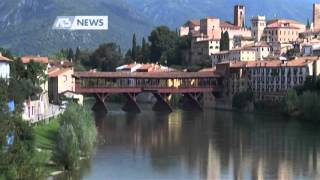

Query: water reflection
[73,104,320,180]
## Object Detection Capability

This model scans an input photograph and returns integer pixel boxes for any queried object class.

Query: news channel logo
[53,16,108,30]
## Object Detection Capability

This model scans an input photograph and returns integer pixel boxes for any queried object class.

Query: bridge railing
[77,77,219,89]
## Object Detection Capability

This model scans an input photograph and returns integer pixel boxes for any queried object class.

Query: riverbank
[33,118,61,176]
[32,103,98,178]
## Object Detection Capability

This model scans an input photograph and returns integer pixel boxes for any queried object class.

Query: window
[63,75,67,82]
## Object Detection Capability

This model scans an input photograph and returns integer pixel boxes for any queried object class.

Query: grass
[33,118,62,175]
[34,118,60,149]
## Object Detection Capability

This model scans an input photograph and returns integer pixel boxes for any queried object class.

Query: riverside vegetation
[0,102,97,179]
[231,76,320,123]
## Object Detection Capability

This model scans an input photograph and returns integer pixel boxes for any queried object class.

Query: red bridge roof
[74,71,221,79]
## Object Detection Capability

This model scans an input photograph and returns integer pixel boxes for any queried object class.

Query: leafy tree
[124,49,134,64]
[0,48,13,59]
[88,43,123,71]
[9,58,47,110]
[148,26,178,62]
[25,61,47,87]
[54,124,79,171]
[10,58,25,80]
[232,90,253,109]
[299,91,320,122]
[285,89,299,115]
[0,113,46,179]
[60,103,97,157]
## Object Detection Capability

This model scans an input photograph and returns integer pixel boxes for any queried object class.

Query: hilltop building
[251,16,266,42]
[314,3,320,30]
[234,5,245,28]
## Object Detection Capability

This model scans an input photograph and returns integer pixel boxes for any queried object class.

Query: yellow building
[48,66,83,104]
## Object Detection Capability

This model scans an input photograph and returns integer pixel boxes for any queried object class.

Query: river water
[62,104,320,180]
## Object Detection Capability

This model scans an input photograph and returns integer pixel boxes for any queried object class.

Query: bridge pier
[122,93,141,113]
[152,93,173,113]
[92,93,108,115]
[181,93,203,111]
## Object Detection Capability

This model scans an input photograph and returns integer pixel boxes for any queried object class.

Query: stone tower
[313,3,320,30]
[234,5,245,27]
[251,16,266,42]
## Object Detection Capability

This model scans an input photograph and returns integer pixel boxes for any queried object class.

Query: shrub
[299,91,320,122]
[232,91,253,109]
[54,124,79,171]
[284,89,299,115]
[60,103,97,157]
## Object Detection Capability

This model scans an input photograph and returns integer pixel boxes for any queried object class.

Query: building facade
[251,16,266,42]
[216,57,320,101]
[21,56,50,121]
[211,47,257,64]
[314,3,320,30]
[0,53,12,79]
[191,39,220,62]
[234,5,245,28]
[48,67,75,104]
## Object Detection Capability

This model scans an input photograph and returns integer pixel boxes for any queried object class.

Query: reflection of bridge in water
[74,71,223,113]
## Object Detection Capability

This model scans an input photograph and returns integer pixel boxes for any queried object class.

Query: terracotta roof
[21,56,49,64]
[0,53,12,62]
[220,21,241,29]
[116,63,176,73]
[49,60,73,68]
[266,19,304,29]
[49,68,72,77]
[220,56,319,68]
[267,19,303,25]
[199,67,216,72]
[74,71,220,79]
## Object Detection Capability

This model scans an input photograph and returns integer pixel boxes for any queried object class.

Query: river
[57,103,320,180]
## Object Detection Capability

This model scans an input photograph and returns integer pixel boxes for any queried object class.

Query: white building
[216,56,320,101]
[211,47,256,64]
[0,53,12,79]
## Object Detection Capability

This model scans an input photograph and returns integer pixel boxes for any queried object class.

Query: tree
[148,26,178,62]
[0,114,46,179]
[0,48,13,59]
[9,58,47,109]
[232,90,253,109]
[25,61,47,87]
[60,103,97,157]
[54,124,79,171]
[10,58,25,80]
[75,47,81,62]
[124,49,134,64]
[89,43,123,71]
[299,91,320,122]
[141,37,150,63]
[67,48,74,61]
[285,89,299,115]
[220,31,230,51]
[132,33,137,61]
[306,19,311,30]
